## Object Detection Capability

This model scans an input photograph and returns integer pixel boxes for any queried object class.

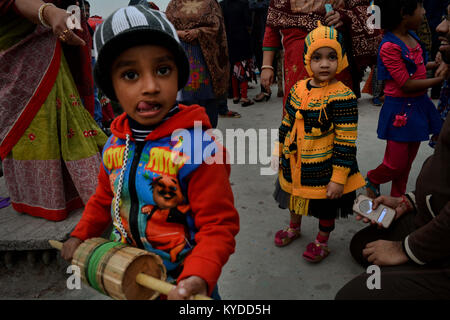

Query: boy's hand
[327,181,344,199]
[61,237,82,262]
[167,276,208,300]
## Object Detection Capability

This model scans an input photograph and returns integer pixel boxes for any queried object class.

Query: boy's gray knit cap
[93,5,189,101]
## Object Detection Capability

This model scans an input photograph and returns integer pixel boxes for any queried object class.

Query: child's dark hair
[374,0,423,31]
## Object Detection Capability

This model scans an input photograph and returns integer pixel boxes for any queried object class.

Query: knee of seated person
[349,228,374,267]
[335,274,370,300]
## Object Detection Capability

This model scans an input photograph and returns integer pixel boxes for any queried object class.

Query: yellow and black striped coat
[278,79,365,199]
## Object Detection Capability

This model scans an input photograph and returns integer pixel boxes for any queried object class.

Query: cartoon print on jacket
[142,174,190,262]
[102,127,211,269]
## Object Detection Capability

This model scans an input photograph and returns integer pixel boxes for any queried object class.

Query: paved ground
[0,80,435,300]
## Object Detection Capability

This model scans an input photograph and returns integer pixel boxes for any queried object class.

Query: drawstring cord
[318,85,329,124]
[113,134,130,242]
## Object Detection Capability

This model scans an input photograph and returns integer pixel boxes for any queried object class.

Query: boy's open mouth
[137,101,162,115]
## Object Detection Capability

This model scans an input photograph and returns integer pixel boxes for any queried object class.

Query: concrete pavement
[0,81,435,299]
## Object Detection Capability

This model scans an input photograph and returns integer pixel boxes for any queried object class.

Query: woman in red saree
[0,0,107,221]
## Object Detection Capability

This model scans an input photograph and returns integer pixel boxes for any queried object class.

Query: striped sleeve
[330,92,359,185]
[278,91,297,148]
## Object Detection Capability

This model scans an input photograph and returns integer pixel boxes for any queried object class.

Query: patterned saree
[0,13,107,221]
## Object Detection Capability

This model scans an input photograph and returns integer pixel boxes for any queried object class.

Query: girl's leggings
[231,76,248,99]
[367,140,420,197]
[319,218,335,233]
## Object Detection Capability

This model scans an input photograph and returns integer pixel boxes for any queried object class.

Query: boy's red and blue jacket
[71,105,239,294]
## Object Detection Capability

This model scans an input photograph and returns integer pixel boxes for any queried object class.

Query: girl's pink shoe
[303,241,330,263]
[274,227,301,247]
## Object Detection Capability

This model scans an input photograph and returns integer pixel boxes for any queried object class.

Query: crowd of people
[0,0,449,300]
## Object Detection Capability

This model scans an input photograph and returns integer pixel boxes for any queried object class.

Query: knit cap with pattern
[92,4,190,101]
[303,21,349,77]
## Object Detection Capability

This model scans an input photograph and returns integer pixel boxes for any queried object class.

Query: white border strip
[404,236,426,265]
[425,195,436,218]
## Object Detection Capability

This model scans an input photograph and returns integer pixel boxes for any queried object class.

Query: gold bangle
[261,65,274,71]
[38,3,56,28]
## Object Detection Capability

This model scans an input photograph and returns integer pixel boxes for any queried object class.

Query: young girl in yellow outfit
[273,22,366,263]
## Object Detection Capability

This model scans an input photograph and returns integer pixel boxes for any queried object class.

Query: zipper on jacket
[129,141,145,249]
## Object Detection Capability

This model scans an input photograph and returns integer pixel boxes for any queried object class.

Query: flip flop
[219,111,241,118]
[0,196,11,209]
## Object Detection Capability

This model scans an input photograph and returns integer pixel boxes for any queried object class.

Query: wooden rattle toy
[49,238,211,300]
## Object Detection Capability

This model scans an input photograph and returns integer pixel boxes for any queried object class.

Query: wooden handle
[49,240,63,250]
[135,273,212,300]
[49,240,212,300]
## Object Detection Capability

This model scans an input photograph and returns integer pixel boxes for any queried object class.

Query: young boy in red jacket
[61,4,239,300]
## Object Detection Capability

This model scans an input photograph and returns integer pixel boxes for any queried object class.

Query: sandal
[365,177,380,199]
[241,99,254,107]
[232,97,240,104]
[219,111,241,118]
[303,241,330,263]
[274,226,301,247]
[253,92,270,102]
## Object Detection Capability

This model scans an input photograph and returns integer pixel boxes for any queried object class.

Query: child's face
[404,3,425,31]
[310,47,338,83]
[111,45,179,127]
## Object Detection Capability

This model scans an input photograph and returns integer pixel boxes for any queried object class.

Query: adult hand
[435,61,449,80]
[260,68,274,93]
[184,30,198,42]
[44,5,86,46]
[177,30,187,39]
[362,240,409,266]
[167,276,208,300]
[61,237,83,261]
[436,52,443,65]
[325,10,343,28]
[355,195,411,227]
[327,181,344,199]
